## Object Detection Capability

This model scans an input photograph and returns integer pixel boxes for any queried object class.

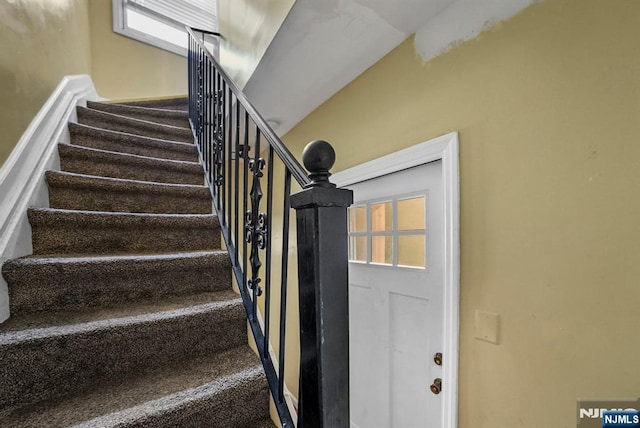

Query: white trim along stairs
[0,75,99,323]
[0,76,274,426]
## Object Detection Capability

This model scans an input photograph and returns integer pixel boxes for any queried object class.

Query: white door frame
[332,131,460,428]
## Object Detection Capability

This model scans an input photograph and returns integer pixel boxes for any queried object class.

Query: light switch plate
[475,310,500,344]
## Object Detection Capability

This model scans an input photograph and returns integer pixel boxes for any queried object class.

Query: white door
[347,160,445,428]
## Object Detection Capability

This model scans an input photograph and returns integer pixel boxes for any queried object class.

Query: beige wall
[283,0,640,426]
[218,0,295,88]
[0,0,92,167]
[88,0,187,100]
[0,0,191,167]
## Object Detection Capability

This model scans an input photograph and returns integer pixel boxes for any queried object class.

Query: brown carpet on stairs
[0,99,274,427]
[57,143,206,185]
[68,122,199,162]
[116,96,189,112]
[86,100,191,128]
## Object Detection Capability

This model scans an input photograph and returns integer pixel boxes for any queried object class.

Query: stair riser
[119,98,188,112]
[31,224,220,255]
[48,186,211,215]
[60,156,204,185]
[3,254,231,315]
[69,125,198,162]
[138,389,270,428]
[87,102,190,128]
[0,309,246,408]
[98,375,270,428]
[77,108,192,143]
[29,211,220,255]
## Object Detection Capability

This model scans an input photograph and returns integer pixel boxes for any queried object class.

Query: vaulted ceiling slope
[237,0,537,136]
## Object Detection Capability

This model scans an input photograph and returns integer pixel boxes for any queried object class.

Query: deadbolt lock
[430,378,442,395]
[434,352,442,366]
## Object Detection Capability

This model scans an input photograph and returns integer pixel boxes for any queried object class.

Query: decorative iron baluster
[196,48,204,143]
[213,85,225,194]
[187,27,351,428]
[215,129,224,188]
[263,145,274,357]
[245,151,266,299]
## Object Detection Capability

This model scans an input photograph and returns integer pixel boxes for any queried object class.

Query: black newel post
[291,140,353,428]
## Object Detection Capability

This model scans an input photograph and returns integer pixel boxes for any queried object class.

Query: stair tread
[3,250,231,314]
[59,143,201,170]
[86,101,190,129]
[10,249,226,263]
[255,419,278,428]
[0,290,240,334]
[78,106,191,133]
[46,170,211,214]
[46,170,209,195]
[116,96,188,112]
[0,346,263,427]
[77,107,193,143]
[89,99,190,115]
[17,249,223,258]
[68,122,198,162]
[29,207,217,224]
[28,208,220,256]
[58,142,204,185]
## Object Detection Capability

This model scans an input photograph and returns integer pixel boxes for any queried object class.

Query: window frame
[348,192,428,270]
[112,0,191,57]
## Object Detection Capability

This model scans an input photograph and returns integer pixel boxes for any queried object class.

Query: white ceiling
[242,0,536,137]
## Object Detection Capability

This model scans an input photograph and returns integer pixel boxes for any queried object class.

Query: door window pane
[398,197,425,231]
[372,235,393,264]
[349,206,367,233]
[371,202,392,232]
[350,196,426,269]
[398,235,425,267]
[349,236,368,262]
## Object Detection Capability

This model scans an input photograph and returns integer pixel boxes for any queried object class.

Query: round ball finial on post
[302,140,336,188]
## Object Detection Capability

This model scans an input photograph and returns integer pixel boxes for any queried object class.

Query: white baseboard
[0,75,99,323]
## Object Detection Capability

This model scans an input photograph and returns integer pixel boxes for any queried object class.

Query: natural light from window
[113,0,218,57]
[126,9,187,49]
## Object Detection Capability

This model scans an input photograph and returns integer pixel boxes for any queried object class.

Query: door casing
[332,131,460,428]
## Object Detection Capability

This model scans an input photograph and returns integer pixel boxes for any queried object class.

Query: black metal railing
[187,28,353,427]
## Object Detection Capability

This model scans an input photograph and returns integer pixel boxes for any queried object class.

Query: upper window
[112,0,218,57]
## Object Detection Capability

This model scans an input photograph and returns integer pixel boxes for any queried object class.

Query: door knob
[430,378,442,395]
[434,352,442,366]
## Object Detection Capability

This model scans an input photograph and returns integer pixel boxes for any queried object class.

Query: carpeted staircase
[0,98,274,427]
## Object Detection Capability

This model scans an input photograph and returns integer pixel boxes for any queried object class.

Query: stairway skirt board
[0,99,274,427]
